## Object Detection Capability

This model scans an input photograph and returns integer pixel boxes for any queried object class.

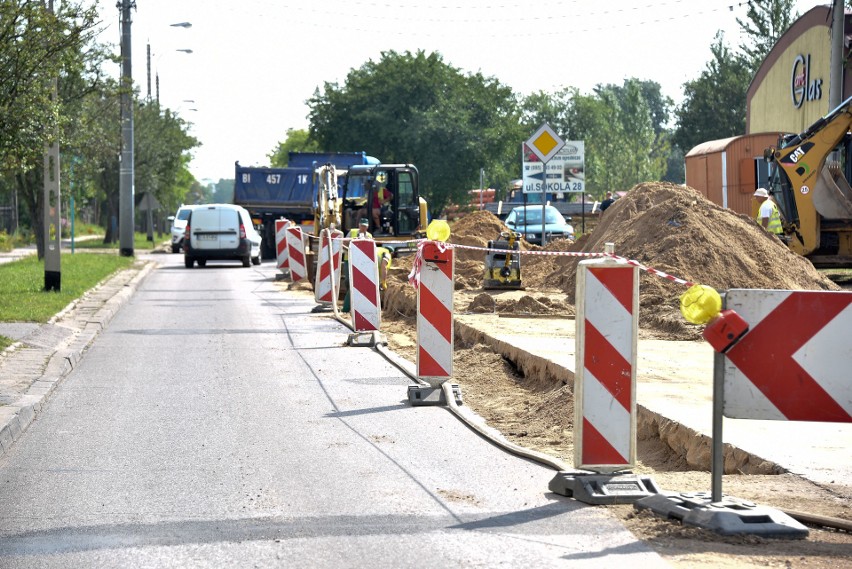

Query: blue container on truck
[234,152,377,259]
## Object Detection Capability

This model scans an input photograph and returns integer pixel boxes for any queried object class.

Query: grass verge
[0,253,134,322]
[72,232,167,250]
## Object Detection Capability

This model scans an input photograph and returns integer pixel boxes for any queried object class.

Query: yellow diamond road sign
[526,123,565,163]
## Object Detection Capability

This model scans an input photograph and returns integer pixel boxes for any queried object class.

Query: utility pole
[43,0,61,290]
[830,0,844,110]
[146,42,151,101]
[119,0,136,257]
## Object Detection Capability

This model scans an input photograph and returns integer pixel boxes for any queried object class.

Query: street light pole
[118,0,135,257]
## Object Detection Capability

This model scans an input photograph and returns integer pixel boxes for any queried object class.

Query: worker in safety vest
[342,219,373,312]
[753,188,784,239]
[376,246,392,291]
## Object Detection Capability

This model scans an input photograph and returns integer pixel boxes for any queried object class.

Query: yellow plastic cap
[426,219,451,242]
[679,284,722,325]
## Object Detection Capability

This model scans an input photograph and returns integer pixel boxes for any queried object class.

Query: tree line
[271,0,798,215]
[0,0,799,251]
[0,0,199,257]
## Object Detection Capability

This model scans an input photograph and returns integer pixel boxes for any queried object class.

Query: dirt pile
[539,182,839,338]
[384,185,838,339]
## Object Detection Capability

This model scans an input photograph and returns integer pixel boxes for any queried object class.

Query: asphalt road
[0,253,668,567]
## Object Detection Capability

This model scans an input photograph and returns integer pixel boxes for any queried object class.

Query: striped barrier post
[285,225,307,283]
[314,229,343,305]
[408,241,461,405]
[349,239,381,332]
[549,250,653,504]
[275,219,290,273]
[574,256,638,471]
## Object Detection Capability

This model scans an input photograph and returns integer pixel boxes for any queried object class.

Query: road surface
[0,253,667,567]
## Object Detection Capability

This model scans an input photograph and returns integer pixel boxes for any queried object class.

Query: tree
[737,0,799,73]
[268,128,318,167]
[673,33,752,154]
[1,0,102,257]
[308,50,523,214]
[522,79,669,198]
[134,102,199,218]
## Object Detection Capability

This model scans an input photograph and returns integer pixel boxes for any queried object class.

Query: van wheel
[242,256,251,267]
[251,255,261,266]
[197,259,207,267]
[171,244,180,253]
[184,257,194,268]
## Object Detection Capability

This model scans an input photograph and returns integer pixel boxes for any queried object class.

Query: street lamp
[148,46,193,103]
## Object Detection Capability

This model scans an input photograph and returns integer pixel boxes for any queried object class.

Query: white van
[183,204,262,268]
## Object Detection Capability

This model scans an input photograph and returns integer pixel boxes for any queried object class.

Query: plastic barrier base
[311,304,333,313]
[346,331,386,347]
[634,492,809,538]
[274,271,290,281]
[549,472,662,505]
[408,384,462,406]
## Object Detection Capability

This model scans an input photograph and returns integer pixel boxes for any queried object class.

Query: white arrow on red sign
[723,289,852,423]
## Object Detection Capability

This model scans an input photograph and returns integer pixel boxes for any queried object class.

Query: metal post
[146,42,151,101]
[479,168,483,210]
[43,0,61,291]
[70,196,75,254]
[146,193,154,242]
[711,350,725,502]
[541,159,548,247]
[119,0,135,257]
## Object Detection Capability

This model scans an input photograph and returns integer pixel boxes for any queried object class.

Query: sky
[96,0,825,183]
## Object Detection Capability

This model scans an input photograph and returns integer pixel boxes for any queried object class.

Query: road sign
[522,142,585,194]
[723,289,852,422]
[526,123,565,163]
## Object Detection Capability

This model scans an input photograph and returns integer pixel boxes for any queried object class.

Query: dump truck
[764,95,852,267]
[234,152,428,259]
[234,152,376,259]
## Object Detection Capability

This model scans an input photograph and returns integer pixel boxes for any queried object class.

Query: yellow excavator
[764,95,852,267]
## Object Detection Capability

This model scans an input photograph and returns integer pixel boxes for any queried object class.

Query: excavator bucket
[814,162,852,220]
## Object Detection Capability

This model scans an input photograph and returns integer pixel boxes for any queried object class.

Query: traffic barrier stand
[285,226,307,283]
[313,229,343,313]
[274,218,291,281]
[345,238,386,347]
[408,241,461,406]
[549,244,661,505]
[635,288,851,538]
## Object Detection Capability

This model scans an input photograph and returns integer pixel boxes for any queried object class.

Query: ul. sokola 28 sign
[522,141,585,194]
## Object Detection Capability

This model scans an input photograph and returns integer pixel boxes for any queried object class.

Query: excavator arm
[767,95,852,258]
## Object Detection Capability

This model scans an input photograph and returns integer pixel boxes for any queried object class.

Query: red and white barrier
[349,239,381,332]
[723,289,852,422]
[416,242,454,387]
[314,229,343,305]
[285,226,307,282]
[574,258,638,471]
[275,219,290,271]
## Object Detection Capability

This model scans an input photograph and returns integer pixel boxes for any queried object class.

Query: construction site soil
[373,182,851,567]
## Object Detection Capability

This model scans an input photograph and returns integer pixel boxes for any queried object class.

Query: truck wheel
[252,255,261,266]
[242,256,251,267]
[184,256,194,268]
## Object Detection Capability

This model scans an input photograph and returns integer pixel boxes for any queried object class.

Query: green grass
[73,232,167,250]
[0,253,134,322]
[0,335,12,351]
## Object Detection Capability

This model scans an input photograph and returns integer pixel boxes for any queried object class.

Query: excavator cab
[765,96,852,264]
[342,164,427,246]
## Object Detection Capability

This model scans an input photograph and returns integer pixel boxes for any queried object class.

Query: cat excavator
[764,95,852,267]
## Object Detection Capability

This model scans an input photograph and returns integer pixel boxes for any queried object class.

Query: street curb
[0,260,156,459]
